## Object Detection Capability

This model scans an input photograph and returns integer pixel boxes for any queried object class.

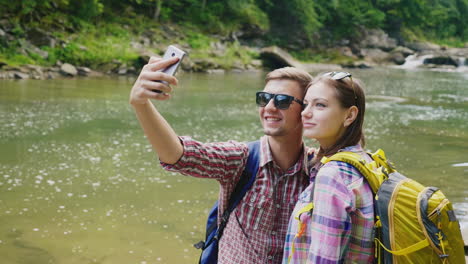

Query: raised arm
[129,56,183,164]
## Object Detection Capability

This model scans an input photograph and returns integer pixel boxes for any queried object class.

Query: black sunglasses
[323,71,357,101]
[256,92,304,110]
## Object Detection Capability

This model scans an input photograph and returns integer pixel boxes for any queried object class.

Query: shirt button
[267,256,273,260]
[276,204,281,208]
[271,231,277,235]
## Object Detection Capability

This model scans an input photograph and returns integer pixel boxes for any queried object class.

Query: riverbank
[1,18,468,80]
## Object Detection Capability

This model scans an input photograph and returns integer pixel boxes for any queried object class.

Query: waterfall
[399,54,433,69]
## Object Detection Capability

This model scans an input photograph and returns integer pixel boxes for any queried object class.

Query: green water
[0,68,467,263]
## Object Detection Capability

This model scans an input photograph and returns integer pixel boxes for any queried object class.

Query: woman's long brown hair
[309,75,366,163]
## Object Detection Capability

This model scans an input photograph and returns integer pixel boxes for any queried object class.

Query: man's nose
[264,98,277,111]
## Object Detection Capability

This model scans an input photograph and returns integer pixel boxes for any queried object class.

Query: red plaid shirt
[161,136,309,264]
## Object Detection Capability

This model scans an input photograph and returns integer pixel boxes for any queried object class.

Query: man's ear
[343,106,358,127]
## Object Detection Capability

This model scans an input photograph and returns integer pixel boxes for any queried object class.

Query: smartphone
[153,45,186,93]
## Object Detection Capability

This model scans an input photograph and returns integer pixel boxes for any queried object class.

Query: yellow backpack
[321,149,466,264]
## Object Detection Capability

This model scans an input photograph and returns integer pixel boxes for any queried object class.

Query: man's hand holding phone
[129,45,185,105]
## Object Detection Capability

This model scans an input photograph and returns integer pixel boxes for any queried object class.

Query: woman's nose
[301,105,312,118]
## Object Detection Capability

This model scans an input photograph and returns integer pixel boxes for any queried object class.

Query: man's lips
[265,116,282,122]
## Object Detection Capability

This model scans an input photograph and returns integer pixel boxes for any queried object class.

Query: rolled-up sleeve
[160,136,249,182]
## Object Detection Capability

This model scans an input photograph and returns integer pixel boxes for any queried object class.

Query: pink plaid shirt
[161,136,309,264]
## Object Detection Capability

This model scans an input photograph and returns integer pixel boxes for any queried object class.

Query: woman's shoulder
[319,145,369,186]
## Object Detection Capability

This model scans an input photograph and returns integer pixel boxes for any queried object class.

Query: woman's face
[301,81,353,149]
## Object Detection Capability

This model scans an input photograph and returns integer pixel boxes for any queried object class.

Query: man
[129,56,312,263]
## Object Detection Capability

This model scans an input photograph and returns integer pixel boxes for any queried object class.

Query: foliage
[0,0,466,67]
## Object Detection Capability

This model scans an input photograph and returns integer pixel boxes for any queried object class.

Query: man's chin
[263,129,285,137]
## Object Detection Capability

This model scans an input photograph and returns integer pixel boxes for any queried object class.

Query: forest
[0,0,467,69]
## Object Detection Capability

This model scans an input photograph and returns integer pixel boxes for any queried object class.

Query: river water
[0,68,467,263]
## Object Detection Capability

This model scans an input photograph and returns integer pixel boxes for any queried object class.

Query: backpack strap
[214,140,261,241]
[320,150,391,194]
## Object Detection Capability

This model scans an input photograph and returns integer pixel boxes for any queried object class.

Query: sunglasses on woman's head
[323,71,357,102]
[256,92,304,110]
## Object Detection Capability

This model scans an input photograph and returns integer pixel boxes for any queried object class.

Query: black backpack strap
[215,140,261,241]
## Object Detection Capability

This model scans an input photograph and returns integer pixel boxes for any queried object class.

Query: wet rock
[232,60,245,70]
[99,60,121,74]
[423,56,459,67]
[14,72,30,79]
[25,64,44,79]
[117,66,128,75]
[207,69,225,74]
[77,67,92,76]
[60,63,78,76]
[389,52,406,65]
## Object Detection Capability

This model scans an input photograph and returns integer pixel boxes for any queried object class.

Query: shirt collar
[338,144,364,153]
[259,135,307,174]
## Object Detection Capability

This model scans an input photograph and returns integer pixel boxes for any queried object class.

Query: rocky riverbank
[1,22,467,80]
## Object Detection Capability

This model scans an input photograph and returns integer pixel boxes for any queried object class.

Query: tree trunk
[202,0,207,11]
[154,0,162,21]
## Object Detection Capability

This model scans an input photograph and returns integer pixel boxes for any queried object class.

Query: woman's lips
[302,122,316,128]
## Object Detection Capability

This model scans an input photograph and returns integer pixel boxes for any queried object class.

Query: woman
[283,72,375,263]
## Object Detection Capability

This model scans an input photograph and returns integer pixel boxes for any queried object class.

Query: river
[0,68,467,263]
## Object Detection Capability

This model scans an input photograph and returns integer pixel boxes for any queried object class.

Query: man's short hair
[265,67,312,91]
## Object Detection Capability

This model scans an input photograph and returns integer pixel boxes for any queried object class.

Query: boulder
[341,61,374,69]
[26,28,56,48]
[19,39,49,59]
[338,46,356,58]
[181,56,194,71]
[389,52,406,65]
[406,42,440,52]
[77,67,92,76]
[209,41,227,57]
[14,72,30,79]
[0,19,14,32]
[206,69,225,74]
[360,48,391,63]
[359,28,397,51]
[260,46,303,69]
[391,46,415,57]
[250,59,263,68]
[60,63,78,76]
[191,58,219,72]
[135,50,158,69]
[423,56,459,67]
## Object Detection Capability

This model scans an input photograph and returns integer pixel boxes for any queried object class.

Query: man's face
[258,79,304,138]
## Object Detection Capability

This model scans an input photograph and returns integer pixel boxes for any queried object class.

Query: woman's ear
[343,106,358,127]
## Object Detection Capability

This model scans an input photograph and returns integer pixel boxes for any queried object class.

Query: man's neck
[267,136,303,172]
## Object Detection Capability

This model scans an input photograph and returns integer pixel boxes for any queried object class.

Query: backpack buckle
[193,241,205,249]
